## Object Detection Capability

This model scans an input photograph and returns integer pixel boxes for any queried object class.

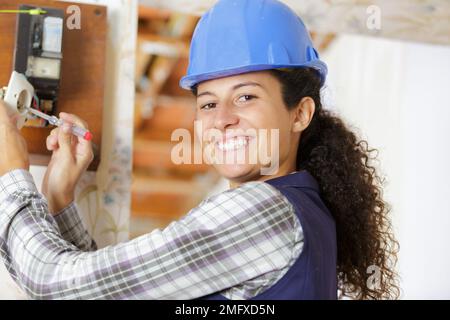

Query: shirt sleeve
[53,203,97,252]
[0,169,300,300]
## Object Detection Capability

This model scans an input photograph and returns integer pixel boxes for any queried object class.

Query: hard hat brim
[179,60,327,90]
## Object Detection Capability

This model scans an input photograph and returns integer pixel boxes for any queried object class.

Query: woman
[0,0,399,299]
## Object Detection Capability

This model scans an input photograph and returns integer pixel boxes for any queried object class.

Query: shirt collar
[265,170,319,192]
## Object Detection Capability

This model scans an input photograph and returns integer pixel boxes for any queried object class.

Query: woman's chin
[214,163,258,182]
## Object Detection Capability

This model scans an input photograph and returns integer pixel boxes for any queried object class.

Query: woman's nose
[213,106,239,130]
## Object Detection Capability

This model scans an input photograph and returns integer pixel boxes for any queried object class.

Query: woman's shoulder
[185,180,297,231]
[206,180,292,209]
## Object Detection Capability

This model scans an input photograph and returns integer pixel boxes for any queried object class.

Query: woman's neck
[229,160,297,189]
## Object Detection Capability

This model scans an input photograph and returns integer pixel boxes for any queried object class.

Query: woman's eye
[200,103,216,110]
[236,95,256,103]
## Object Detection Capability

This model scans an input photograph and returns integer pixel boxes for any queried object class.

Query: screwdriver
[28,108,93,141]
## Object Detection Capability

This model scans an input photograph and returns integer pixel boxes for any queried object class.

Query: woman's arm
[52,202,97,251]
[0,169,300,300]
[40,112,96,251]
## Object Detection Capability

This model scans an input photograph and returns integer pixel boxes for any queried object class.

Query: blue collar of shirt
[265,170,319,192]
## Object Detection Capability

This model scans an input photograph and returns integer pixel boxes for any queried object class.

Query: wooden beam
[138,4,171,20]
[138,33,190,57]
[133,139,213,175]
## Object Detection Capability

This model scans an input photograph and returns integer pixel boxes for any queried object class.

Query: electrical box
[0,1,107,170]
[14,5,65,127]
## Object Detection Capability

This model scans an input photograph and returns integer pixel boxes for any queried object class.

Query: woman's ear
[291,97,315,133]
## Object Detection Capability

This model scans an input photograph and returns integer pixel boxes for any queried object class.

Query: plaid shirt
[0,169,303,300]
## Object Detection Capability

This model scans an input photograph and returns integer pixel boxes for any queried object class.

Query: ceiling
[139,0,450,45]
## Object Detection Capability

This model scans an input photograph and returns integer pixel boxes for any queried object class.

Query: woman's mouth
[215,136,254,152]
[217,136,248,151]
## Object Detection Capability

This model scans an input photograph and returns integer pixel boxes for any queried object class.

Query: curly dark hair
[269,67,400,299]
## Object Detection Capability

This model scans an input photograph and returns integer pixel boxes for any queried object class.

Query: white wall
[323,34,450,299]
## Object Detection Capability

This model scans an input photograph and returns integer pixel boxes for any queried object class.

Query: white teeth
[217,137,249,151]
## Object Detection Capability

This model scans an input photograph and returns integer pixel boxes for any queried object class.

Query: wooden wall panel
[0,0,107,170]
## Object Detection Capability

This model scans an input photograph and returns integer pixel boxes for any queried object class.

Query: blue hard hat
[179,0,327,90]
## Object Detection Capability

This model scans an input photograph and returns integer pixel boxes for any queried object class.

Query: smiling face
[194,71,315,187]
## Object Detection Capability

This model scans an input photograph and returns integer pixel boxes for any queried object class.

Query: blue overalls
[203,170,338,300]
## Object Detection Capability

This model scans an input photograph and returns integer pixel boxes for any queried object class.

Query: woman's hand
[42,113,94,215]
[0,101,29,176]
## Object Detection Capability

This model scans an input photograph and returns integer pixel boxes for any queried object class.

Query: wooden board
[0,0,107,170]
